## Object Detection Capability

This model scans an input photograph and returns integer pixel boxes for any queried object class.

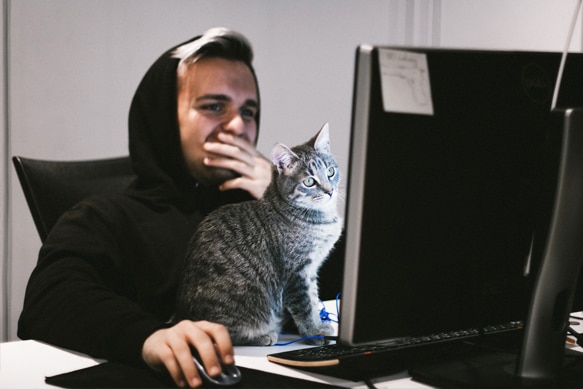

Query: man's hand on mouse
[203,132,272,199]
[142,320,235,388]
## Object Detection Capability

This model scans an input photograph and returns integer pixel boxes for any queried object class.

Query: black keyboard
[267,322,523,381]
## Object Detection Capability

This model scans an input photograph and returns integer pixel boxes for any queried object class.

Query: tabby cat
[175,123,342,346]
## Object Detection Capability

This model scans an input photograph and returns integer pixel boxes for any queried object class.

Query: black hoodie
[17,36,254,365]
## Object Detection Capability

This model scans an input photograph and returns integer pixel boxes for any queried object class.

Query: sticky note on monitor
[378,48,434,115]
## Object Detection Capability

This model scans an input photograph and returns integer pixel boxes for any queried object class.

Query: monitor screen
[339,46,583,347]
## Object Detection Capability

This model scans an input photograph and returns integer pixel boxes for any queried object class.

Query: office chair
[12,155,136,242]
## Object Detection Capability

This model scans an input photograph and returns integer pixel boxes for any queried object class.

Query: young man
[18,28,271,388]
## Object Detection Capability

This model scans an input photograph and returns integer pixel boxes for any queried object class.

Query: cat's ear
[313,123,331,154]
[272,143,299,175]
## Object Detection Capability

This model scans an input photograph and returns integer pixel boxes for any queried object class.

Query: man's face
[177,57,258,186]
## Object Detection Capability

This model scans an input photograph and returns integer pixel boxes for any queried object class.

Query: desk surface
[0,339,424,389]
[5,332,583,388]
[0,299,425,388]
[8,305,583,388]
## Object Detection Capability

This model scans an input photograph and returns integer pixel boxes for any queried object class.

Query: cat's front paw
[319,322,335,336]
[307,336,328,346]
[304,323,335,346]
[251,331,279,346]
[233,330,278,346]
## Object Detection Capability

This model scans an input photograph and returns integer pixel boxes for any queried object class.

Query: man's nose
[221,112,245,136]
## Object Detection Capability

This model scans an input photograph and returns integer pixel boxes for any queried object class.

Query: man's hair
[172,27,254,84]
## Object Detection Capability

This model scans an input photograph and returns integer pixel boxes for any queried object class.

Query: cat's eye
[327,167,336,177]
[303,177,316,187]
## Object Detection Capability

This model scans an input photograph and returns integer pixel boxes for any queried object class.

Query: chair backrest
[12,155,136,242]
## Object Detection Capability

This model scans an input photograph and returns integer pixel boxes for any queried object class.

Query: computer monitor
[339,45,583,386]
[515,106,583,381]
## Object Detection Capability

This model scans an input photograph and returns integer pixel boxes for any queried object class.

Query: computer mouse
[191,352,242,387]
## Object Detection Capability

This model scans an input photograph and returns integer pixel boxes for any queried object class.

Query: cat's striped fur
[175,124,342,345]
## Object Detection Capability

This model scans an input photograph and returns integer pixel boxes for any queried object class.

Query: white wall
[1,0,7,341]
[2,0,583,342]
[4,0,397,341]
[440,0,583,51]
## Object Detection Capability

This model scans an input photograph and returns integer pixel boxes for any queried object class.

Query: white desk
[0,340,103,389]
[6,309,582,389]
[0,298,424,388]
[5,332,583,388]
[0,340,424,389]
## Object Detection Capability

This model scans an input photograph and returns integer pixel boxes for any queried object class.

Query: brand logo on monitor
[522,63,552,104]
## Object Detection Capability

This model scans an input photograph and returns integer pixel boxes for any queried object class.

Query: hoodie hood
[127,35,260,207]
[128,38,196,200]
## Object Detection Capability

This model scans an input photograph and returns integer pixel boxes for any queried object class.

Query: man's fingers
[195,321,235,366]
[216,132,261,157]
[154,343,188,387]
[142,321,235,388]
[204,156,252,177]
[203,141,255,165]
[169,335,202,387]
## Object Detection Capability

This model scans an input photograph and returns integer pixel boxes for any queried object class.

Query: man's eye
[240,107,256,120]
[201,103,223,113]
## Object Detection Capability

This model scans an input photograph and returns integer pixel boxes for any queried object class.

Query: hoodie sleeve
[17,194,193,366]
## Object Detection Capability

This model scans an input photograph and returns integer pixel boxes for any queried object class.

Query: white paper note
[378,48,434,115]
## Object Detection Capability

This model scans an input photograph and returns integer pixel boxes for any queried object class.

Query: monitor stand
[409,347,583,389]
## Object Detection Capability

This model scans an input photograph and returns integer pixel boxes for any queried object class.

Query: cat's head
[271,123,340,211]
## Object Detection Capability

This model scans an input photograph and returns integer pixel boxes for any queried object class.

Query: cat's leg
[235,331,279,346]
[284,275,333,345]
[229,309,281,346]
[230,328,279,346]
